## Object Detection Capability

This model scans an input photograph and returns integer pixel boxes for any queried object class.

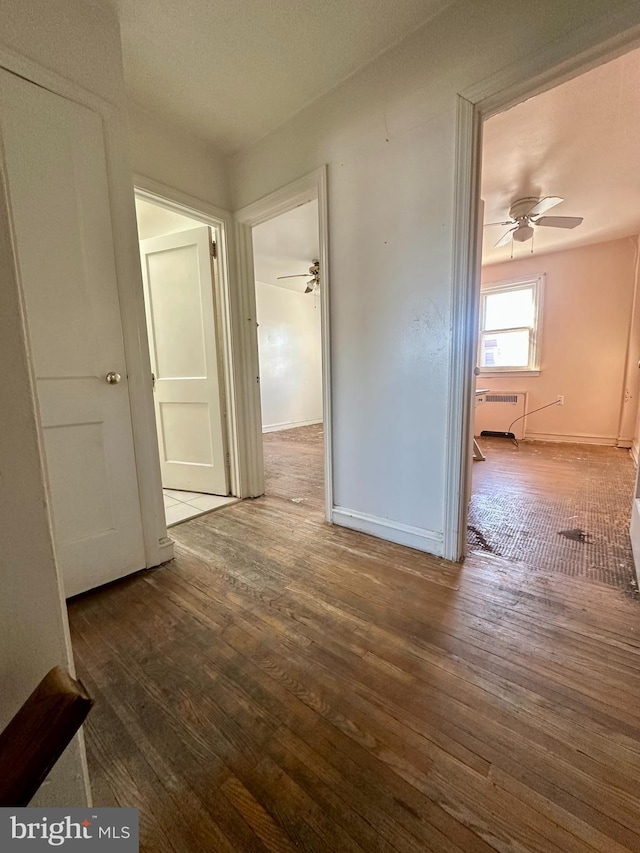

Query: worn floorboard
[469,437,637,592]
[69,427,640,852]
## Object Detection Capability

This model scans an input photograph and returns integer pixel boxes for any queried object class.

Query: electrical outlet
[556,395,564,406]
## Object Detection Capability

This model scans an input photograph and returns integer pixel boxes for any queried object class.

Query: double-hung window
[478,275,543,373]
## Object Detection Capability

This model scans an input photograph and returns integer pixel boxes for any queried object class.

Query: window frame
[478,274,544,375]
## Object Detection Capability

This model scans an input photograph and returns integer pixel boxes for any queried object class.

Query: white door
[140,227,229,495]
[0,68,146,598]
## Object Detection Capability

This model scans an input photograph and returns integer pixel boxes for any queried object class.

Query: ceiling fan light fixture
[513,224,534,243]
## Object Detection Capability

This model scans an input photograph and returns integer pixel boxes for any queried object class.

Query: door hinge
[210,240,217,260]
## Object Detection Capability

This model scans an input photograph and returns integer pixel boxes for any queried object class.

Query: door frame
[134,177,241,500]
[445,9,640,561]
[234,167,333,519]
[0,44,177,570]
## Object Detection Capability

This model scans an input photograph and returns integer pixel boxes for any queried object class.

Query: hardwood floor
[69,427,640,852]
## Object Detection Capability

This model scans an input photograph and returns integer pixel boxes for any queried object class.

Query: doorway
[464,48,640,593]
[251,200,325,508]
[235,167,333,519]
[134,194,238,527]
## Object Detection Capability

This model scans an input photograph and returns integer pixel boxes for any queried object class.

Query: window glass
[480,330,530,368]
[484,286,534,331]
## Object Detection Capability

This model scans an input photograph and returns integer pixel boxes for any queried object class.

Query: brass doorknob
[105,371,121,385]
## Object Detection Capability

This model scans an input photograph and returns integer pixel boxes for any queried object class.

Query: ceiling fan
[487,197,583,248]
[276,259,320,293]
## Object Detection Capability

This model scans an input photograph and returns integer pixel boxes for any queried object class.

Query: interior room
[252,200,325,508]
[4,1,640,850]
[470,48,640,592]
[135,196,237,527]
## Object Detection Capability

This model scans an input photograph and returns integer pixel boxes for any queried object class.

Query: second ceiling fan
[276,259,320,293]
[488,196,583,247]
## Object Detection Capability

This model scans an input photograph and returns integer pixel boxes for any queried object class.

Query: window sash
[478,277,542,372]
[479,328,532,369]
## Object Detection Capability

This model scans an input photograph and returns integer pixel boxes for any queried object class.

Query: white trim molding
[333,507,444,556]
[134,177,243,500]
[234,167,334,519]
[443,96,482,562]
[525,432,619,446]
[263,419,323,434]
[446,11,640,563]
[0,43,175,571]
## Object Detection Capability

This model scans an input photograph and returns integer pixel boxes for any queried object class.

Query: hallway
[68,429,640,852]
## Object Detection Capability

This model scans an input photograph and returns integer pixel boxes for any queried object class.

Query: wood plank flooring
[68,426,640,852]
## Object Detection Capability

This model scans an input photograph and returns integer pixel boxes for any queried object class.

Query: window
[478,276,543,373]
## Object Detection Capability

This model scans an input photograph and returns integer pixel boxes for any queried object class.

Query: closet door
[0,67,146,597]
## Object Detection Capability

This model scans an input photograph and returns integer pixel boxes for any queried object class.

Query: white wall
[0,0,125,105]
[128,104,232,211]
[256,281,323,431]
[478,238,637,444]
[135,197,202,240]
[232,0,640,549]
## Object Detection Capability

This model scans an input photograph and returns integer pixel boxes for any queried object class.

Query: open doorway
[251,200,325,510]
[466,48,640,594]
[134,195,238,527]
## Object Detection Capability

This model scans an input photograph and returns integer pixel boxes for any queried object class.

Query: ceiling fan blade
[276,273,310,279]
[527,196,563,217]
[494,227,517,248]
[535,215,583,229]
[484,220,514,228]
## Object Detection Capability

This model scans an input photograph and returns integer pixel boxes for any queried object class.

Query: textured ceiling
[113,0,453,153]
[253,200,319,291]
[482,47,640,266]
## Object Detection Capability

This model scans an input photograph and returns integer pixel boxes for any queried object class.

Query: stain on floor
[468,438,637,592]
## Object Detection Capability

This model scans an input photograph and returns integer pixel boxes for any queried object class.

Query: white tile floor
[163,489,237,527]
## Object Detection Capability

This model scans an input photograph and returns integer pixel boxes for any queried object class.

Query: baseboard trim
[525,432,617,446]
[263,418,323,434]
[150,536,175,567]
[631,442,639,466]
[332,506,443,556]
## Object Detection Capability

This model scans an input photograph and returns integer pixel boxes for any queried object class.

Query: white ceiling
[112,0,453,153]
[253,200,319,292]
[482,47,640,266]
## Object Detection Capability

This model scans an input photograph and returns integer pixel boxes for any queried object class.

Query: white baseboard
[525,431,617,446]
[262,418,323,434]
[332,506,444,556]
[149,535,175,567]
[631,442,639,466]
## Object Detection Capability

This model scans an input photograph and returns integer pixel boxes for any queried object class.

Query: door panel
[0,68,146,597]
[140,227,229,495]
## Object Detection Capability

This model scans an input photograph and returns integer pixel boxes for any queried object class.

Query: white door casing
[140,227,229,495]
[0,68,146,597]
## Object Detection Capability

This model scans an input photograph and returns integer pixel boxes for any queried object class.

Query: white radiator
[474,391,527,440]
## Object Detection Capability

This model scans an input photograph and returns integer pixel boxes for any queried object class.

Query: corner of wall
[127,102,232,211]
